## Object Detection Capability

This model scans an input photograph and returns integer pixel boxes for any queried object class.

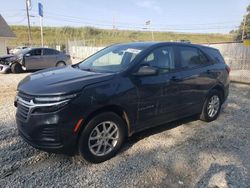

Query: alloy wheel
[88,121,119,156]
[207,95,220,118]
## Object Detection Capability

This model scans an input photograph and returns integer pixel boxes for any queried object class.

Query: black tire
[78,112,126,163]
[11,63,23,73]
[200,89,222,122]
[56,61,66,67]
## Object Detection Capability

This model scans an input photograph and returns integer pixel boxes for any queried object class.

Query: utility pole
[40,16,44,47]
[112,15,115,30]
[151,29,155,41]
[242,15,247,41]
[25,0,32,45]
[38,2,44,47]
[145,20,154,41]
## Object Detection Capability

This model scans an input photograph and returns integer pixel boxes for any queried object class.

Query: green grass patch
[9,25,234,47]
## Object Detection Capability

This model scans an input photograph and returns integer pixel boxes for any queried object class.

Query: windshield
[77,45,144,73]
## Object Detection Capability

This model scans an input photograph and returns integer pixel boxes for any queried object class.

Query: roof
[114,42,158,49]
[0,14,16,38]
[115,41,212,50]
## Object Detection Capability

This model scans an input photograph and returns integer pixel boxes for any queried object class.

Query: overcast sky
[0,0,249,33]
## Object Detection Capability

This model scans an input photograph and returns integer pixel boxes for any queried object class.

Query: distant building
[0,14,16,55]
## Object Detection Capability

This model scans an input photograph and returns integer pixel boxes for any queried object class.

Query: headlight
[33,101,69,113]
[34,93,78,103]
[33,93,79,113]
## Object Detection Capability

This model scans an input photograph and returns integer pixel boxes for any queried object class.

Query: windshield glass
[77,45,144,73]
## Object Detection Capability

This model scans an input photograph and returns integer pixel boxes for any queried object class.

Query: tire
[78,112,126,163]
[56,61,66,67]
[11,63,23,73]
[200,89,222,122]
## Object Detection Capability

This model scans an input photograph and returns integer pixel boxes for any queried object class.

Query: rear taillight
[226,65,230,74]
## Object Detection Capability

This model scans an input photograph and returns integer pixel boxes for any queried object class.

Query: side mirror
[25,53,31,57]
[133,65,158,76]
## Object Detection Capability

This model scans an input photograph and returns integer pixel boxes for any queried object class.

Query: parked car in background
[15,42,230,163]
[0,47,71,73]
[9,46,28,54]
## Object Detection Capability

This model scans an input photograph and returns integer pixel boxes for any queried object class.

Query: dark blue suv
[15,42,230,163]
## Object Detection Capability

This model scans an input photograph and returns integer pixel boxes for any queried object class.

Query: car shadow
[122,114,199,152]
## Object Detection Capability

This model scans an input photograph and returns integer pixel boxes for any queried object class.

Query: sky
[0,0,249,33]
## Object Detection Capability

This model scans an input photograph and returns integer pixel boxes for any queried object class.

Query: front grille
[17,103,30,120]
[16,92,34,121]
[15,92,67,122]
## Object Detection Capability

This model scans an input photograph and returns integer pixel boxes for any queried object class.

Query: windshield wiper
[80,67,95,72]
[72,64,93,71]
[72,64,80,68]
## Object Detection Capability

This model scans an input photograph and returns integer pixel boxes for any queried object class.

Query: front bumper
[16,102,84,155]
[0,64,10,73]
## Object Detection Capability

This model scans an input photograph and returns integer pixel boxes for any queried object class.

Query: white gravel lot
[0,73,250,188]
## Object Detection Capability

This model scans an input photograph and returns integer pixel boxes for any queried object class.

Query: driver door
[24,49,43,70]
[134,45,184,131]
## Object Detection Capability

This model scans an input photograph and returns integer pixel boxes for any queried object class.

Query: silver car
[0,48,71,73]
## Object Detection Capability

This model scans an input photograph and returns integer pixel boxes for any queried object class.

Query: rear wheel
[200,89,222,122]
[56,61,66,67]
[11,63,23,73]
[78,112,126,163]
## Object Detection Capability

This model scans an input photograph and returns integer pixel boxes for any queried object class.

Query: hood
[0,55,16,65]
[18,66,115,95]
[0,54,14,59]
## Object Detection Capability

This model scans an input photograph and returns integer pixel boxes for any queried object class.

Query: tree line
[230,5,250,41]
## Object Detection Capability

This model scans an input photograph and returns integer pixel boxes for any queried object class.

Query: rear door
[175,45,216,113]
[41,49,58,68]
[24,49,43,70]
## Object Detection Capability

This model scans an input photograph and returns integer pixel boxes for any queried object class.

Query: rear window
[43,49,59,55]
[179,46,209,68]
[204,48,225,64]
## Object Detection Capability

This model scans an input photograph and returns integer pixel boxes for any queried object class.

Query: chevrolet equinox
[15,42,230,163]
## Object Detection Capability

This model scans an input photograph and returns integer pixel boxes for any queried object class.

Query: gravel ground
[0,73,250,188]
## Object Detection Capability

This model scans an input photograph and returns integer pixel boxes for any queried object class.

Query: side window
[179,46,209,68]
[43,49,58,55]
[54,50,60,54]
[30,49,42,56]
[143,46,175,73]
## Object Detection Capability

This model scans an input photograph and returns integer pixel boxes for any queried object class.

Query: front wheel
[78,112,126,163]
[11,63,23,73]
[200,89,222,122]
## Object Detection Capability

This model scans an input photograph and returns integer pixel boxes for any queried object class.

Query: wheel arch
[56,61,66,66]
[210,84,225,102]
[78,105,132,138]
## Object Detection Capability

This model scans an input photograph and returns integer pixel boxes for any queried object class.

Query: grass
[8,25,234,47]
